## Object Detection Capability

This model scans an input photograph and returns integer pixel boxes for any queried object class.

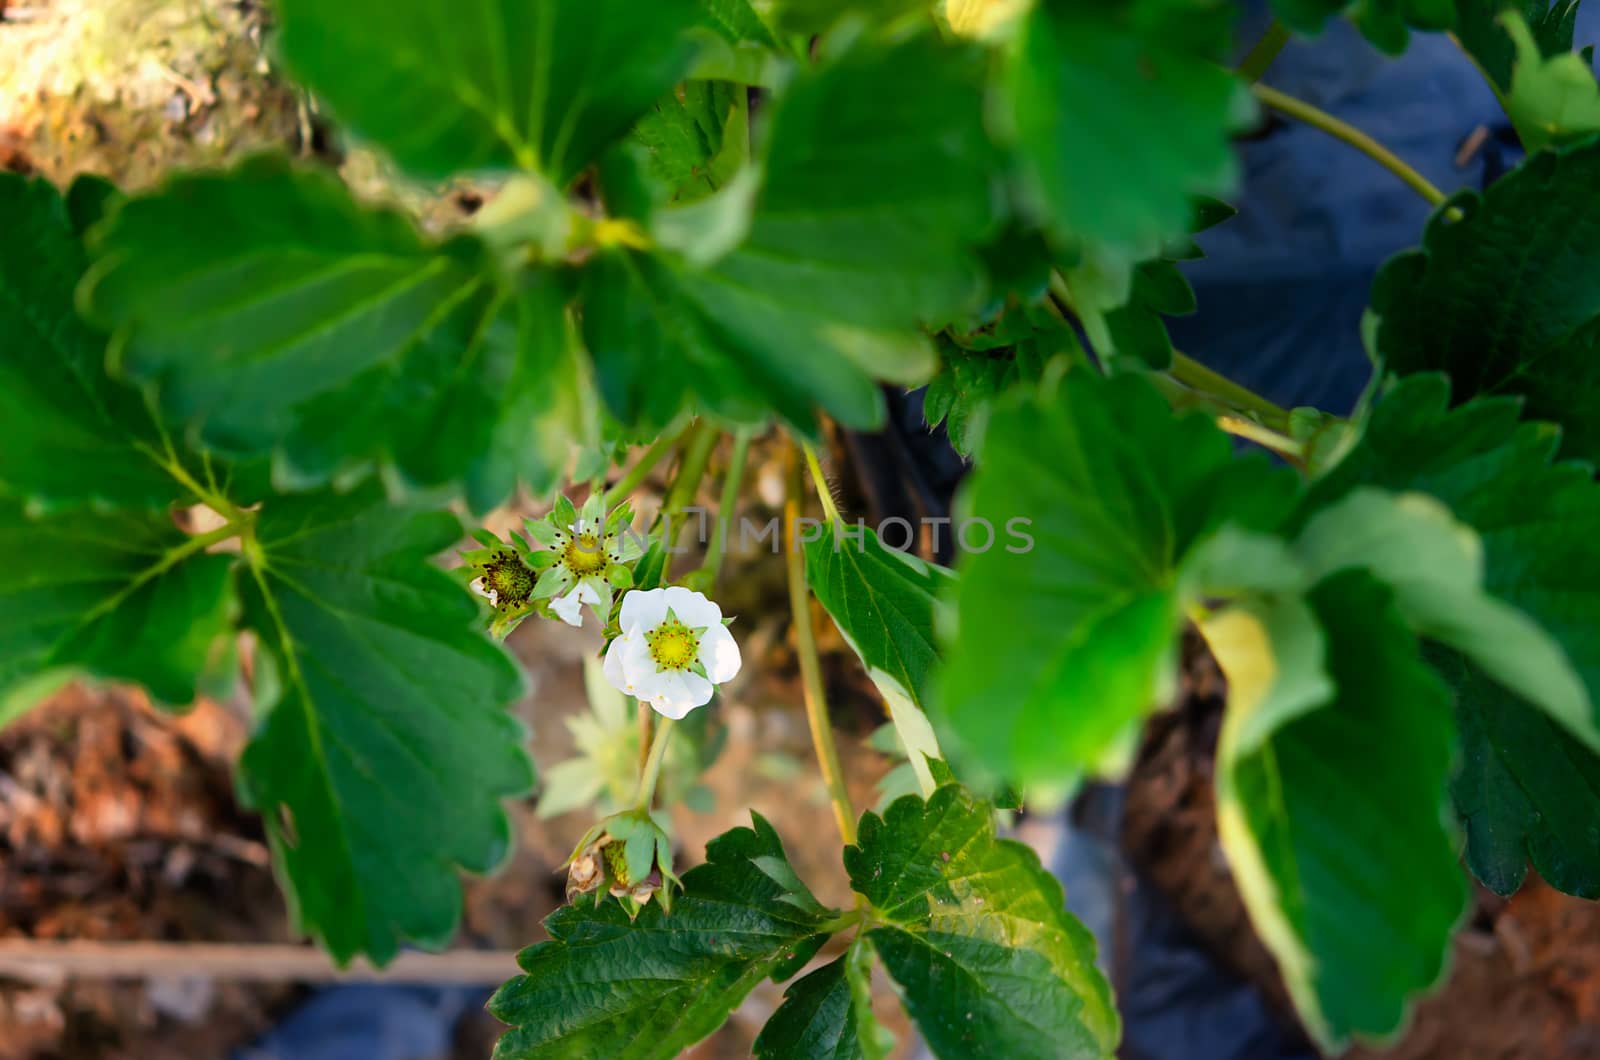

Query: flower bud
[560,809,681,918]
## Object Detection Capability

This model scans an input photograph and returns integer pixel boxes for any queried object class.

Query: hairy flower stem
[802,443,842,525]
[785,440,858,846]
[635,715,675,810]
[1252,84,1448,207]
[637,701,654,776]
[700,428,751,586]
[1236,19,1291,83]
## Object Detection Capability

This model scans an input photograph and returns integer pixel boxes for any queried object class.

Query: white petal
[620,634,657,690]
[575,581,602,604]
[603,635,631,692]
[619,587,668,632]
[647,671,712,719]
[470,577,497,606]
[697,624,742,684]
[664,586,721,628]
[550,588,587,627]
[680,670,714,707]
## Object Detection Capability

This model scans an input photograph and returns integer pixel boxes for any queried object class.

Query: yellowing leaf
[943,0,1028,38]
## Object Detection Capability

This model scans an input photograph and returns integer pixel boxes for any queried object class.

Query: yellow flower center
[563,531,608,576]
[645,619,700,672]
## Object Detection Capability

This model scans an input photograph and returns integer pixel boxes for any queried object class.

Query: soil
[0,685,296,1060]
[1121,633,1600,1059]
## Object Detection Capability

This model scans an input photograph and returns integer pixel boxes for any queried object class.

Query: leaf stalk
[700,428,752,585]
[1252,84,1448,207]
[785,439,857,846]
[1237,20,1292,83]
[603,427,687,509]
[1169,351,1292,432]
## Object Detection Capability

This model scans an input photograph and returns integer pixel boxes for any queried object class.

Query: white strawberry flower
[550,581,602,627]
[603,586,741,719]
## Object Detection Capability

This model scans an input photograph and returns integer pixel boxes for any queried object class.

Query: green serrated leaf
[0,173,181,512]
[1203,572,1466,1052]
[939,371,1297,786]
[698,0,781,45]
[0,502,238,716]
[1501,10,1600,150]
[1299,373,1600,895]
[763,0,930,35]
[632,81,750,204]
[924,320,1079,457]
[1293,488,1592,746]
[1371,136,1600,462]
[1056,196,1223,371]
[1433,643,1600,903]
[1440,647,1600,898]
[1007,0,1249,291]
[755,949,875,1060]
[81,155,573,508]
[236,486,533,964]
[589,29,995,433]
[452,270,585,512]
[845,785,1118,1058]
[490,813,835,1059]
[1270,0,1455,54]
[805,523,954,796]
[275,0,702,184]
[1455,0,1580,92]
[728,30,996,329]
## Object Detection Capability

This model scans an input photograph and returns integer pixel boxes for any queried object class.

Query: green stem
[1169,351,1292,432]
[635,715,675,810]
[701,428,751,584]
[603,429,684,510]
[654,422,722,571]
[1237,20,1291,83]
[1253,84,1448,207]
[662,422,719,522]
[1152,362,1307,463]
[817,906,870,935]
[785,441,857,846]
[802,443,842,525]
[637,700,654,776]
[1217,415,1307,465]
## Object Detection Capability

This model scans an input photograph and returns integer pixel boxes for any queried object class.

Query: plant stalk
[701,428,752,585]
[662,421,720,538]
[802,443,842,525]
[1169,351,1291,432]
[637,700,654,776]
[1237,20,1291,83]
[635,715,675,810]
[1217,416,1307,465]
[785,441,857,846]
[1252,84,1448,207]
[603,429,683,510]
